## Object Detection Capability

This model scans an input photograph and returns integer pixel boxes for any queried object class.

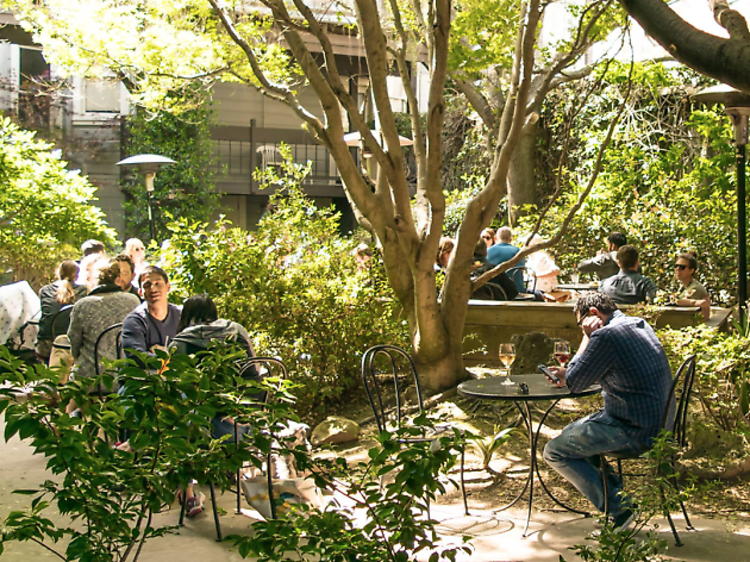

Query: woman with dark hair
[36,260,88,360]
[171,294,256,518]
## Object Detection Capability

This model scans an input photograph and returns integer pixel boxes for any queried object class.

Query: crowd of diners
[34,238,258,519]
[440,227,710,318]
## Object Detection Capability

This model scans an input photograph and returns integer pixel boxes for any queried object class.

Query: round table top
[458,373,600,402]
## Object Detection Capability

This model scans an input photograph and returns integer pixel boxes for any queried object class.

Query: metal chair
[361,344,469,515]
[506,265,536,293]
[600,355,697,546]
[50,304,74,340]
[178,356,287,541]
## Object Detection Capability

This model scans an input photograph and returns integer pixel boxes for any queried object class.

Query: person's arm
[577,253,608,274]
[121,314,149,357]
[563,323,615,392]
[67,304,83,359]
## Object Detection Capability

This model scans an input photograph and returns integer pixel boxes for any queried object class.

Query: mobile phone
[538,364,560,384]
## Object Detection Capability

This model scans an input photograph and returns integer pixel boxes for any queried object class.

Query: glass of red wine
[554,340,570,367]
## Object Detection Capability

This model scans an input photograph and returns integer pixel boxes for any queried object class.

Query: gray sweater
[68,285,140,381]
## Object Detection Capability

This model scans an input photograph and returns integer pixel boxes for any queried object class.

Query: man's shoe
[613,508,636,533]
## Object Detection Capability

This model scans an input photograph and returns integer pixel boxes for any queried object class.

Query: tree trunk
[508,121,539,224]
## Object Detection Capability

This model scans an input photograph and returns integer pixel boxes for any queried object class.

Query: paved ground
[1,418,749,562]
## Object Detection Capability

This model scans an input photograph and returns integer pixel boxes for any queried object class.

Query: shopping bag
[240,476,323,519]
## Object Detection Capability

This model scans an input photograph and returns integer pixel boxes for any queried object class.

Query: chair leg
[209,482,223,542]
[178,488,188,527]
[460,444,469,516]
[236,467,242,515]
[600,454,609,516]
[660,485,682,547]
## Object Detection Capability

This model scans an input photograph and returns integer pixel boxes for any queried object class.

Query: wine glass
[554,340,570,367]
[499,343,516,385]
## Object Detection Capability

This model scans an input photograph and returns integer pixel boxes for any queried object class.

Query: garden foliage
[520,63,739,303]
[228,415,472,562]
[123,86,220,242]
[0,344,300,562]
[0,117,115,287]
[159,151,409,418]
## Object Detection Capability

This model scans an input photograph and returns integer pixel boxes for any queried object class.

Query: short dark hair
[138,265,169,288]
[616,245,639,270]
[81,239,105,257]
[679,251,698,271]
[474,238,488,258]
[178,294,218,332]
[608,232,627,248]
[574,292,618,318]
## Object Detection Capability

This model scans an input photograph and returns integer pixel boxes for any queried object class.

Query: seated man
[121,266,181,359]
[543,293,673,530]
[487,226,526,294]
[599,245,657,304]
[674,251,710,319]
[470,239,518,301]
[577,232,627,281]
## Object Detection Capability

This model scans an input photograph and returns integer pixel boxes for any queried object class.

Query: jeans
[542,414,644,516]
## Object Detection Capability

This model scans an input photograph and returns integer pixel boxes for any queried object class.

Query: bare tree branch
[709,0,750,42]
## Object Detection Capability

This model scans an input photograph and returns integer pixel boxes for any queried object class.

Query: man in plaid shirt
[542,293,673,531]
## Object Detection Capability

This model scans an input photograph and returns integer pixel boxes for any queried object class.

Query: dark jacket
[38,281,87,340]
[471,259,520,301]
[172,319,253,357]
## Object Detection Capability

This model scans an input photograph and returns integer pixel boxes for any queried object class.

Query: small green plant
[228,415,473,561]
[0,345,299,562]
[468,425,516,473]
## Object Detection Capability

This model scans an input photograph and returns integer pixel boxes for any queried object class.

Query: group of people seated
[441,227,711,317]
[34,240,259,519]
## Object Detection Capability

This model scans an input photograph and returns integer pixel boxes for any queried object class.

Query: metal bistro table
[458,373,600,537]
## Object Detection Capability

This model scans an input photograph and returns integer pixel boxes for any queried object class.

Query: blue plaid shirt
[565,310,673,444]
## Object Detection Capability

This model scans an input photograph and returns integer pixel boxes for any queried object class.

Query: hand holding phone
[538,364,561,384]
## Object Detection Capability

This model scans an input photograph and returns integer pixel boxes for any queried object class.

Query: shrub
[0,117,115,288]
[0,344,299,562]
[159,152,409,419]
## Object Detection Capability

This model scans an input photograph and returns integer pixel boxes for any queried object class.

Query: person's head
[675,251,698,285]
[353,243,374,271]
[474,238,488,259]
[81,239,105,257]
[125,238,146,266]
[497,226,513,244]
[55,260,80,304]
[607,232,627,251]
[138,265,171,309]
[96,258,124,287]
[113,254,135,292]
[481,228,495,249]
[616,245,639,271]
[57,260,79,282]
[573,292,618,325]
[79,254,105,290]
[178,294,218,332]
[437,237,455,268]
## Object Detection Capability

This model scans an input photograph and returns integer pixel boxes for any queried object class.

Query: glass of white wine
[499,343,516,386]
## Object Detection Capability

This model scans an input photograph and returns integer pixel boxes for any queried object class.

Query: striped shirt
[565,310,673,444]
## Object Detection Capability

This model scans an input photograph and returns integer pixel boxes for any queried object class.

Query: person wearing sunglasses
[480,228,496,250]
[542,292,672,532]
[674,251,710,319]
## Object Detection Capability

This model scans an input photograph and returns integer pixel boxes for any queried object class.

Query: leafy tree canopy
[0,117,115,285]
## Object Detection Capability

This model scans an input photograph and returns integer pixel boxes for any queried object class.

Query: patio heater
[693,85,750,324]
[116,154,177,242]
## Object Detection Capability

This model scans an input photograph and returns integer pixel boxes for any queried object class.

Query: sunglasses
[675,264,688,270]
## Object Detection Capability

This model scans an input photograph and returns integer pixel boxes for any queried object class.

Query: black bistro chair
[507,266,537,299]
[93,323,124,381]
[361,344,469,515]
[600,354,697,546]
[50,304,74,340]
[178,356,287,541]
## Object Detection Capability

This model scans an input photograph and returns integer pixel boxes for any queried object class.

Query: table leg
[492,402,533,513]
[533,400,591,517]
[521,401,535,537]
